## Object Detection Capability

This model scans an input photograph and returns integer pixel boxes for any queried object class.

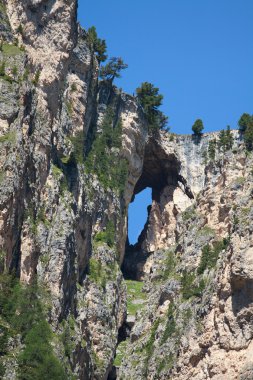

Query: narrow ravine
[108,279,147,379]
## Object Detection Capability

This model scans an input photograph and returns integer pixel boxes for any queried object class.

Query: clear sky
[78,1,253,243]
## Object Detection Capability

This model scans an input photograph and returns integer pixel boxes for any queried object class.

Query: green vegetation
[208,139,216,160]
[69,130,84,164]
[85,108,128,194]
[51,164,68,195]
[197,238,229,275]
[0,274,66,379]
[181,206,196,221]
[70,83,77,92]
[0,61,14,83]
[24,202,52,235]
[238,113,252,133]
[197,225,215,237]
[17,24,23,35]
[218,126,233,152]
[32,70,41,86]
[113,340,128,367]
[88,258,118,288]
[181,271,205,300]
[125,280,146,316]
[136,82,168,134]
[244,119,253,151]
[23,67,29,81]
[18,320,67,380]
[99,57,128,82]
[161,250,177,280]
[145,318,160,358]
[60,316,76,359]
[192,119,204,136]
[87,26,107,63]
[93,221,115,248]
[238,113,253,151]
[0,131,16,144]
[161,302,176,344]
[2,43,22,56]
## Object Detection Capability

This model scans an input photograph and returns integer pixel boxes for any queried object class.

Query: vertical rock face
[0,2,253,380]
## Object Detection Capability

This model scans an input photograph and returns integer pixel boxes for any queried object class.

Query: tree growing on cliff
[218,126,233,152]
[244,119,253,151]
[87,26,107,63]
[136,82,168,133]
[238,113,252,133]
[99,57,128,83]
[238,113,253,150]
[192,119,204,136]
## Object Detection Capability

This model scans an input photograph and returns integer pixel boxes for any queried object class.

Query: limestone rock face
[119,142,253,380]
[0,2,253,380]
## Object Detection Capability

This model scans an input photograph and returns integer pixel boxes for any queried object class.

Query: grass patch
[113,340,128,367]
[125,280,146,316]
[197,225,215,238]
[0,131,16,144]
[2,43,22,56]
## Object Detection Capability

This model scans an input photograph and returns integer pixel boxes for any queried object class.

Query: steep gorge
[0,1,253,380]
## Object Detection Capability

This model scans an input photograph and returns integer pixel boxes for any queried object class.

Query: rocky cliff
[0,1,252,380]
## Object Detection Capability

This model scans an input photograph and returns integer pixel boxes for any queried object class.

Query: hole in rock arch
[128,187,152,246]
[123,139,193,280]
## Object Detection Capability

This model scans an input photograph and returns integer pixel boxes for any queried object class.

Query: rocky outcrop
[0,1,252,380]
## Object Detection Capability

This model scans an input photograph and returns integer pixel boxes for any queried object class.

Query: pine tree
[192,119,204,136]
[244,119,253,151]
[238,113,251,133]
[225,125,233,150]
[136,82,168,133]
[99,57,128,82]
[86,26,107,63]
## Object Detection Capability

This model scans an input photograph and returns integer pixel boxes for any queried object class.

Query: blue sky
[78,1,253,243]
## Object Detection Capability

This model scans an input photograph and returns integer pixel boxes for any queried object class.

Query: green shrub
[18,320,67,380]
[197,239,228,275]
[145,318,160,359]
[85,108,128,194]
[181,207,196,221]
[70,83,77,92]
[161,302,176,344]
[60,317,76,359]
[69,130,84,164]
[88,258,118,288]
[0,274,67,378]
[93,221,115,248]
[32,70,41,86]
[181,271,205,300]
[161,250,177,279]
[208,139,216,160]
